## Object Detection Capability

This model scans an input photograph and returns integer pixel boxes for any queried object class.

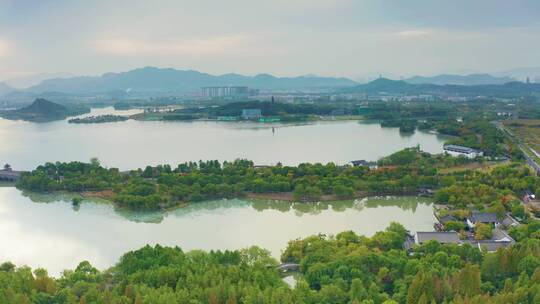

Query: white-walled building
[443,144,483,158]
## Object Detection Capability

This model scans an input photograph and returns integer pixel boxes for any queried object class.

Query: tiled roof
[472,241,512,252]
[469,212,498,223]
[416,232,460,244]
[438,215,457,224]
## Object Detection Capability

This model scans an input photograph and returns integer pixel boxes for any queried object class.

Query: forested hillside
[1,222,539,303]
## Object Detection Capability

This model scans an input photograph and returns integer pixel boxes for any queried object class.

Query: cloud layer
[0,38,10,57]
[0,0,539,81]
[93,35,255,56]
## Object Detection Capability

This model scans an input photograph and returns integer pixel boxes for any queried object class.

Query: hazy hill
[344,77,540,97]
[0,98,90,122]
[0,82,14,97]
[496,67,540,82]
[19,98,68,114]
[5,72,74,89]
[356,78,413,93]
[27,67,358,94]
[405,74,514,85]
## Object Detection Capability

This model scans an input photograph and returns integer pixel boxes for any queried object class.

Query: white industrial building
[443,144,483,158]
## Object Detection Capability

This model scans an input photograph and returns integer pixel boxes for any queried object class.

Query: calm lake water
[0,107,449,171]
[0,187,435,276]
[0,108,442,275]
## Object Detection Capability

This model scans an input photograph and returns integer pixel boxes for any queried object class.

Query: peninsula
[0,98,90,122]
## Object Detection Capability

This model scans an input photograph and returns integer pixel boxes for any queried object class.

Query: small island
[68,114,129,124]
[0,98,90,122]
[16,147,531,215]
[131,100,360,122]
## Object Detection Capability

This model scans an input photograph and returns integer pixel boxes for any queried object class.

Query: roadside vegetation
[505,119,540,160]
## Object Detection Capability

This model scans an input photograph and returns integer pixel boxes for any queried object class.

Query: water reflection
[22,190,81,203]
[22,190,432,224]
[244,196,430,215]
[0,187,435,276]
[362,196,426,212]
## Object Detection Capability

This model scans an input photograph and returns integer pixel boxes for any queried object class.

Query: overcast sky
[0,0,539,82]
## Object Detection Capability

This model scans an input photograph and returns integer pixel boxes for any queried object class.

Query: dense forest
[1,222,539,303]
[16,149,462,210]
[16,148,539,218]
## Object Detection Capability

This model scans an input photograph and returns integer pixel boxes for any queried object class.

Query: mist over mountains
[495,67,540,82]
[343,77,540,97]
[5,73,75,89]
[404,74,514,86]
[23,67,358,94]
[1,66,539,102]
[0,82,14,96]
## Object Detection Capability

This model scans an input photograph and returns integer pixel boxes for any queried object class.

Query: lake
[0,187,435,276]
[0,107,450,171]
[0,108,442,275]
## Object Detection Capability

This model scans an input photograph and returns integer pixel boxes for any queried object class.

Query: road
[493,121,540,176]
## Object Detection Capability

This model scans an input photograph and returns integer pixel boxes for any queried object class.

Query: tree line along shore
[1,221,540,303]
[15,147,539,216]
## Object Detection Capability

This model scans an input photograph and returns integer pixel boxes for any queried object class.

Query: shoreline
[17,187,429,211]
[129,112,363,123]
[245,189,423,202]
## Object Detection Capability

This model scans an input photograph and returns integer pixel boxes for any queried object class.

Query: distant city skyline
[1,0,539,82]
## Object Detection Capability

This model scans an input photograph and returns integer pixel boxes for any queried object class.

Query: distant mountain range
[495,67,540,82]
[344,78,540,97]
[24,67,358,94]
[405,74,514,86]
[5,72,74,89]
[2,67,539,101]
